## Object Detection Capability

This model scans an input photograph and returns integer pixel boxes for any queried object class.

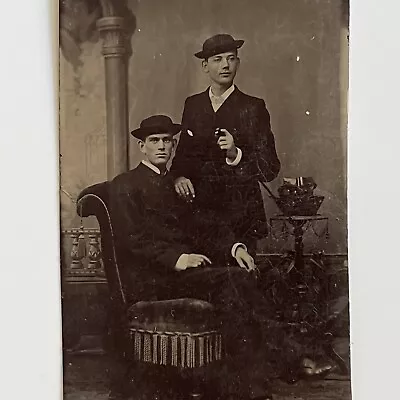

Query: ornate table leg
[292,220,306,271]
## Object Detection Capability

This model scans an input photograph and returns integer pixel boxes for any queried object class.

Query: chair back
[77,182,127,310]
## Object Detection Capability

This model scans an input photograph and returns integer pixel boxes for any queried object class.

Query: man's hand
[175,254,212,271]
[187,254,212,268]
[235,247,256,272]
[216,128,238,162]
[174,176,195,201]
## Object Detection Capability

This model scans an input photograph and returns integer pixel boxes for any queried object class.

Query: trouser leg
[165,267,310,382]
[166,267,267,355]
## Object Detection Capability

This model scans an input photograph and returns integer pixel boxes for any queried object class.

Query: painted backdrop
[60,0,348,254]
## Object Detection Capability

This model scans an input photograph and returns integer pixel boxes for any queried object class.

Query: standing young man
[171,34,281,253]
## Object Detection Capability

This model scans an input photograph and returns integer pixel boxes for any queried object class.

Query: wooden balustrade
[62,228,106,283]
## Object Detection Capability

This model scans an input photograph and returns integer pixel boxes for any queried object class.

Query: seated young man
[109,115,334,399]
[109,114,257,301]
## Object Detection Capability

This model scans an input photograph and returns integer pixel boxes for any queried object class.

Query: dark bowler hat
[130,115,181,140]
[194,34,244,59]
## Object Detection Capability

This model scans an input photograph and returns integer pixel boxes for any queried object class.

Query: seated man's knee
[224,267,257,287]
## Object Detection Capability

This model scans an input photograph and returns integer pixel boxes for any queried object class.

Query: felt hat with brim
[130,115,181,141]
[194,34,244,59]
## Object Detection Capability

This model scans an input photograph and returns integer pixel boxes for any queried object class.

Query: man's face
[139,133,175,167]
[202,51,240,86]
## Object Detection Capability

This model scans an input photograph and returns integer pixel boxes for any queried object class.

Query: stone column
[97,16,129,179]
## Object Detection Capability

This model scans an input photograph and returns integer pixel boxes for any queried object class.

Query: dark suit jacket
[170,86,281,245]
[109,163,237,299]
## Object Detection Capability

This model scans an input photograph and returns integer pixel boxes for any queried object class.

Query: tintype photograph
[59,1,350,399]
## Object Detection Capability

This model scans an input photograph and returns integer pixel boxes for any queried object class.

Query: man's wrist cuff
[231,242,247,258]
[226,147,242,166]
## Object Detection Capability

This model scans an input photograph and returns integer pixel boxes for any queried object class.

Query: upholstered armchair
[77,182,224,399]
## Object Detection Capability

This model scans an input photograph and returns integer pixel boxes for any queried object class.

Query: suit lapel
[197,86,242,116]
[215,86,241,115]
[199,87,214,115]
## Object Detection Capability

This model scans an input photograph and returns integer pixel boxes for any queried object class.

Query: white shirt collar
[209,85,235,111]
[141,160,166,175]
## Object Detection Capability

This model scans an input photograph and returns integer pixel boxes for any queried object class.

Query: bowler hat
[130,115,181,140]
[194,34,244,59]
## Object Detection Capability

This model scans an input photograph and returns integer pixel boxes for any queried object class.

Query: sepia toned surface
[62,339,351,399]
[63,358,351,400]
[59,1,350,399]
[60,0,348,254]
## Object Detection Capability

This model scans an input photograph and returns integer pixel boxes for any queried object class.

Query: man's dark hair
[204,49,238,62]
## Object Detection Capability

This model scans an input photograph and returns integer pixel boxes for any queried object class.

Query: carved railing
[62,228,106,283]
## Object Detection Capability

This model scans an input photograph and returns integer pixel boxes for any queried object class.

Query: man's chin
[152,159,169,168]
[216,77,234,86]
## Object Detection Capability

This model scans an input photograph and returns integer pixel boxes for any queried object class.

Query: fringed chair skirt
[130,328,223,368]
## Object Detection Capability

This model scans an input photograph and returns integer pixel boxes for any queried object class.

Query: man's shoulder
[110,165,145,190]
[184,89,209,104]
[112,167,138,182]
[235,88,265,106]
[183,87,266,110]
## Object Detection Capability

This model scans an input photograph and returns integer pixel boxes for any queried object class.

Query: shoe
[299,357,336,379]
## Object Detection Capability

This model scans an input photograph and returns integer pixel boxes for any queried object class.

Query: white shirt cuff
[226,147,242,166]
[231,242,247,258]
[175,254,189,270]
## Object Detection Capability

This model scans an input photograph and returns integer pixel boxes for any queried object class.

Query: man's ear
[138,139,145,154]
[202,59,209,73]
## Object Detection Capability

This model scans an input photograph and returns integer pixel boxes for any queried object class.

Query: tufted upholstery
[128,298,218,332]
